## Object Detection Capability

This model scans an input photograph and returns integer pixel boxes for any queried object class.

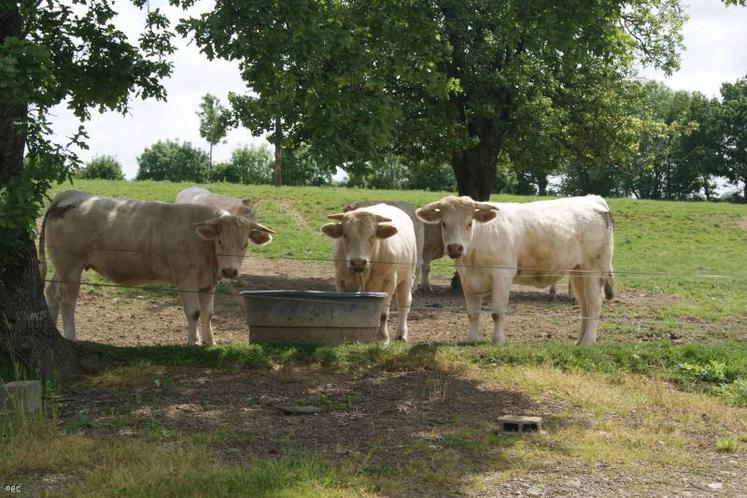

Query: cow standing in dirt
[322,204,417,343]
[416,195,614,345]
[176,187,255,219]
[39,190,274,345]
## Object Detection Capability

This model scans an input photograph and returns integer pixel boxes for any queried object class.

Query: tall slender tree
[197,93,229,179]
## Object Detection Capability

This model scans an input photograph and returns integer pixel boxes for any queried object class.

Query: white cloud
[51,0,747,179]
[639,0,747,97]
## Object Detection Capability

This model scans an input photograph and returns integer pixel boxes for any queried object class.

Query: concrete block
[496,415,545,435]
[1,380,42,414]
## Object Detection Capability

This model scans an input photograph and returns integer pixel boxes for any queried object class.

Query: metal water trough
[240,290,387,344]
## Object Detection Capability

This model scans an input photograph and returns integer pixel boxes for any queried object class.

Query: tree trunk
[451,144,498,201]
[273,116,282,187]
[450,117,503,202]
[208,143,213,180]
[702,174,711,201]
[0,5,81,383]
[274,144,282,187]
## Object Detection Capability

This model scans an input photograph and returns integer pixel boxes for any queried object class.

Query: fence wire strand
[40,245,747,280]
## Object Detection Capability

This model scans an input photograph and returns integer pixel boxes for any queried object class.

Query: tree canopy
[178,0,686,199]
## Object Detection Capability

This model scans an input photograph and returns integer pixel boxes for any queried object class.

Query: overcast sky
[50,0,747,179]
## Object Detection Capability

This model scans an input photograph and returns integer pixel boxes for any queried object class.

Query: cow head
[236,196,256,219]
[416,196,498,259]
[321,211,397,274]
[194,215,274,279]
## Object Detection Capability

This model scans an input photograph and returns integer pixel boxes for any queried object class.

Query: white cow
[321,204,417,343]
[416,195,614,345]
[176,187,255,219]
[342,200,425,290]
[39,190,274,345]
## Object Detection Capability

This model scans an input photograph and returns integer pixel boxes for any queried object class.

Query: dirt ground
[71,257,737,347]
[45,258,746,497]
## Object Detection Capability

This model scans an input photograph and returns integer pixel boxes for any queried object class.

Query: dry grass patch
[473,365,745,471]
[85,362,169,388]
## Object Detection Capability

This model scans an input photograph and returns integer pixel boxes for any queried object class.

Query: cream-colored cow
[416,195,614,345]
[176,187,255,219]
[39,190,273,345]
[322,203,417,343]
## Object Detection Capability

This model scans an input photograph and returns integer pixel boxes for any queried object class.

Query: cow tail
[38,203,51,281]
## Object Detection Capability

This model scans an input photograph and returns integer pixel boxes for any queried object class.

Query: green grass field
[3,179,745,497]
[46,179,747,323]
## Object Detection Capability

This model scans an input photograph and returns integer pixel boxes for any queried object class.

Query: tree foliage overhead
[1,0,174,255]
[0,0,175,381]
[177,0,685,200]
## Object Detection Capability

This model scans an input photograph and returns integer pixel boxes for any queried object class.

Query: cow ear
[327,213,346,221]
[246,222,273,245]
[416,203,442,224]
[242,197,253,206]
[473,206,498,223]
[249,231,272,245]
[321,223,343,238]
[194,219,222,240]
[376,224,398,239]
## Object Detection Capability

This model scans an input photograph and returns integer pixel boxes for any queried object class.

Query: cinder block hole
[503,422,520,432]
[522,423,539,433]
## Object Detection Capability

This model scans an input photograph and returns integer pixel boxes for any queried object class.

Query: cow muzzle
[446,244,464,259]
[221,268,238,279]
[349,258,368,273]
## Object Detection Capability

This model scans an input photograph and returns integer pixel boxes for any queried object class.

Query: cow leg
[394,277,413,342]
[490,277,512,344]
[198,289,215,346]
[375,276,397,344]
[463,290,482,343]
[570,269,601,345]
[179,290,202,346]
[547,283,557,301]
[421,259,432,292]
[57,268,83,341]
[45,272,60,327]
[568,277,576,304]
[579,273,603,345]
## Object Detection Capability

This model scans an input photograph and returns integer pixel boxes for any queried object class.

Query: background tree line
[85,76,747,201]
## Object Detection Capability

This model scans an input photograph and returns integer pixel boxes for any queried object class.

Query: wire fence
[39,247,736,331]
[40,244,747,280]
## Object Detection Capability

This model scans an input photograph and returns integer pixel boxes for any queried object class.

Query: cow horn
[374,215,392,223]
[473,202,499,212]
[327,213,346,221]
[250,222,275,234]
[192,217,221,227]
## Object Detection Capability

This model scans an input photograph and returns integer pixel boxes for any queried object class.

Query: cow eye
[468,221,472,228]
[441,221,446,228]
